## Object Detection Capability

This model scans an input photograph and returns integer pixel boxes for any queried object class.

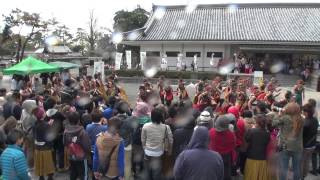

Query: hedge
[105,69,226,80]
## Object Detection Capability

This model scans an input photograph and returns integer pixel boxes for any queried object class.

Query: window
[166,51,180,57]
[207,52,223,58]
[146,51,160,57]
[186,52,201,57]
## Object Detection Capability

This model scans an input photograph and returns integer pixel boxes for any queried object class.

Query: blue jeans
[143,155,162,180]
[279,150,302,180]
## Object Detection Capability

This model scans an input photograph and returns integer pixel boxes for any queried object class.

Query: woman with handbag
[141,108,173,180]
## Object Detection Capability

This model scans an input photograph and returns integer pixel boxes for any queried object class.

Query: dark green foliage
[105,70,225,80]
[113,6,149,32]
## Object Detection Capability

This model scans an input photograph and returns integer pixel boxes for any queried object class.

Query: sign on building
[253,71,264,86]
[140,52,146,70]
[115,52,123,70]
[126,50,131,69]
[193,54,198,71]
[93,61,105,80]
[161,55,168,71]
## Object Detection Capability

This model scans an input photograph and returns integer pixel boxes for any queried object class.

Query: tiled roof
[34,46,72,54]
[123,3,320,43]
[47,46,72,53]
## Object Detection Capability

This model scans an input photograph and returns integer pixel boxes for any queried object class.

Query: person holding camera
[194,92,214,112]
[271,102,304,180]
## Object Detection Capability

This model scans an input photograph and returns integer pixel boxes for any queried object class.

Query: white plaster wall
[163,44,183,70]
[224,44,232,60]
[141,45,162,52]
[141,45,162,68]
[141,43,228,71]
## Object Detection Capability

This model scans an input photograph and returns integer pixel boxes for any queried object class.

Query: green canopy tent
[3,56,59,75]
[49,61,81,70]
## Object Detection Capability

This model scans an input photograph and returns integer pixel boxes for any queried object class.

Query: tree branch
[20,26,35,60]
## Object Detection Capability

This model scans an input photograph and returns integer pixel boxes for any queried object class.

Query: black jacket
[117,114,134,148]
[303,117,319,148]
[34,121,53,150]
[45,109,65,139]
[172,124,194,161]
[3,102,22,120]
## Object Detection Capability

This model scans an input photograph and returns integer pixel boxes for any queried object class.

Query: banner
[161,55,167,71]
[87,66,93,77]
[253,71,263,86]
[176,53,183,71]
[115,52,123,70]
[193,54,198,70]
[140,52,146,70]
[93,61,105,80]
[126,50,131,69]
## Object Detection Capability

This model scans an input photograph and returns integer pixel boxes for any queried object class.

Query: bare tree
[88,10,100,55]
[3,9,56,61]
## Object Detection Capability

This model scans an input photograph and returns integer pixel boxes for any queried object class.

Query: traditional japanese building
[122,3,320,73]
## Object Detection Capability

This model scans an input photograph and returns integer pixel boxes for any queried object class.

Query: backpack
[67,132,85,161]
[132,123,144,146]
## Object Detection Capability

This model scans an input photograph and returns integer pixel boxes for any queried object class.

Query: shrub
[105,69,226,80]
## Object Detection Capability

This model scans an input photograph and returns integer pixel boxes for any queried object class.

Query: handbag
[163,125,171,154]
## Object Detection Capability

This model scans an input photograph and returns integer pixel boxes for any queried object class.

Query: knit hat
[215,115,230,132]
[133,102,150,117]
[35,108,45,120]
[22,100,38,114]
[103,108,113,119]
[197,111,211,125]
[225,113,236,123]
